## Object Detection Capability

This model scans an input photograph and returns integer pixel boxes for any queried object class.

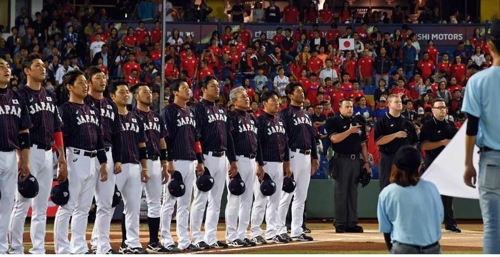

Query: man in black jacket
[374,47,392,87]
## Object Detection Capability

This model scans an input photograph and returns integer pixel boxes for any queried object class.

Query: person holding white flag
[462,20,500,254]
[419,98,461,233]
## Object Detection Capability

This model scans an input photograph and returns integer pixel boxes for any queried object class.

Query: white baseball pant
[90,149,115,254]
[115,163,143,248]
[225,155,256,242]
[9,147,53,254]
[0,151,18,254]
[143,159,162,219]
[53,147,98,254]
[190,153,229,245]
[250,161,284,239]
[160,160,196,249]
[277,149,311,237]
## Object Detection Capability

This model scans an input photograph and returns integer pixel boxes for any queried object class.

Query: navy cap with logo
[357,168,371,188]
[196,167,214,192]
[282,176,296,193]
[51,180,70,206]
[18,174,39,199]
[260,173,276,196]
[112,185,122,208]
[168,171,186,197]
[228,173,246,196]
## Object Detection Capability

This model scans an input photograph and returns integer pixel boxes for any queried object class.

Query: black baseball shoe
[335,226,346,233]
[165,245,182,253]
[291,233,314,242]
[243,238,257,247]
[250,236,268,245]
[228,239,247,247]
[280,233,292,241]
[445,225,462,233]
[346,225,364,233]
[268,234,289,244]
[195,241,211,250]
[118,243,129,254]
[147,242,170,253]
[210,241,229,249]
[184,244,202,252]
[105,249,119,254]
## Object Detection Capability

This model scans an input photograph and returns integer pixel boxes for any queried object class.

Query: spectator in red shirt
[304,3,318,24]
[293,21,307,41]
[319,2,333,23]
[149,42,162,62]
[454,113,466,129]
[340,73,353,92]
[325,23,342,45]
[392,78,411,99]
[358,49,374,89]
[125,68,140,86]
[150,20,162,43]
[448,77,463,93]
[330,80,346,113]
[417,52,435,80]
[450,55,466,83]
[238,23,252,46]
[437,52,451,75]
[164,56,179,82]
[243,78,256,101]
[123,27,138,49]
[305,73,321,103]
[197,59,214,82]
[282,0,299,23]
[180,48,198,78]
[222,26,233,46]
[307,50,323,75]
[134,21,150,45]
[122,53,141,78]
[272,27,284,46]
[343,51,357,79]
[425,40,439,65]
[356,23,370,43]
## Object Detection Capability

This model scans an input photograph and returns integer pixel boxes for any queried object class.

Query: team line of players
[0,53,323,254]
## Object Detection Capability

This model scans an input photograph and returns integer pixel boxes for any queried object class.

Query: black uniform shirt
[18,86,62,148]
[255,111,290,165]
[325,114,367,154]
[85,95,124,147]
[279,105,318,159]
[420,117,458,159]
[374,112,419,154]
[162,103,199,161]
[228,109,258,156]
[133,108,167,157]
[0,88,32,151]
[119,111,147,164]
[59,102,104,151]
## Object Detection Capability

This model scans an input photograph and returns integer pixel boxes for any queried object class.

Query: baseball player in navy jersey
[85,66,124,254]
[0,57,32,255]
[160,78,204,252]
[225,87,258,247]
[8,54,66,254]
[277,82,318,242]
[109,81,149,254]
[131,83,169,253]
[250,90,292,245]
[53,69,109,254]
[190,75,237,249]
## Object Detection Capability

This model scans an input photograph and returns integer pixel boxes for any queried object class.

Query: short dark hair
[339,98,353,107]
[84,66,104,81]
[199,75,217,89]
[285,82,302,97]
[260,90,279,102]
[21,53,42,70]
[169,78,188,94]
[109,80,128,94]
[130,82,149,94]
[433,98,447,106]
[62,69,85,88]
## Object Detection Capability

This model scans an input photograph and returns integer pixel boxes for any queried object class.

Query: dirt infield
[21,222,484,254]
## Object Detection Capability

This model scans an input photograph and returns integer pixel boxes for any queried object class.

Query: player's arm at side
[111,102,124,165]
[18,99,33,178]
[226,114,237,164]
[137,115,148,181]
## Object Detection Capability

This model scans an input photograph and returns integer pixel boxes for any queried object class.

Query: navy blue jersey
[227,109,258,156]
[192,99,228,152]
[18,86,62,148]
[0,88,32,151]
[133,108,167,157]
[85,95,124,147]
[59,102,104,151]
[255,111,289,165]
[119,111,147,164]
[279,105,318,159]
[162,103,199,161]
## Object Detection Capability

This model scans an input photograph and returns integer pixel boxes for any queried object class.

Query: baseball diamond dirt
[21,221,483,254]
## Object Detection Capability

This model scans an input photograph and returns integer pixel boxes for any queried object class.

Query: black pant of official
[330,156,362,228]
[423,156,458,229]
[379,152,394,190]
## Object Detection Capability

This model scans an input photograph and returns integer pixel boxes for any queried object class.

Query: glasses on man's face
[433,106,447,110]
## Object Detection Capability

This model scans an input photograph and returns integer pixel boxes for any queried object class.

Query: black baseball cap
[167,171,186,197]
[111,185,122,208]
[487,20,500,37]
[228,173,245,196]
[260,173,276,196]
[196,167,214,192]
[51,180,70,206]
[393,146,422,173]
[18,174,39,199]
[282,176,296,193]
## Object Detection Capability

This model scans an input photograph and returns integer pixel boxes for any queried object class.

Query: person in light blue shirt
[377,145,443,254]
[462,20,500,254]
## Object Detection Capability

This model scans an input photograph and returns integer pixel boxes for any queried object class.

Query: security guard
[374,94,419,190]
[325,99,371,233]
[420,98,461,233]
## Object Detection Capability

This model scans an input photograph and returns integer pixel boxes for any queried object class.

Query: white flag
[421,120,480,199]
[339,38,355,50]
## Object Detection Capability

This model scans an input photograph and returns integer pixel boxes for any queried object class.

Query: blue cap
[51,180,70,206]
[112,185,122,207]
[228,173,245,196]
[196,167,214,192]
[18,174,39,199]
[168,171,186,197]
[260,173,276,196]
[282,176,296,193]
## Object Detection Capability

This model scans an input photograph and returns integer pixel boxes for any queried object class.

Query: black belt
[149,155,159,161]
[480,146,498,152]
[395,241,439,250]
[242,153,256,159]
[291,148,311,155]
[334,153,359,160]
[73,149,97,158]
[204,151,225,157]
[33,144,51,151]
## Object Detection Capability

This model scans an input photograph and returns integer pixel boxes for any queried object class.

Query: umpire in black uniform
[374,94,419,190]
[325,98,371,233]
[420,98,461,233]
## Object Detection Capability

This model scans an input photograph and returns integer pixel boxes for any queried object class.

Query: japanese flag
[339,38,355,50]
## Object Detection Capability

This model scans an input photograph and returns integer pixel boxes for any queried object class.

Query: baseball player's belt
[204,151,225,157]
[32,143,51,151]
[73,149,97,158]
[243,153,256,159]
[291,148,311,155]
[148,155,159,161]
